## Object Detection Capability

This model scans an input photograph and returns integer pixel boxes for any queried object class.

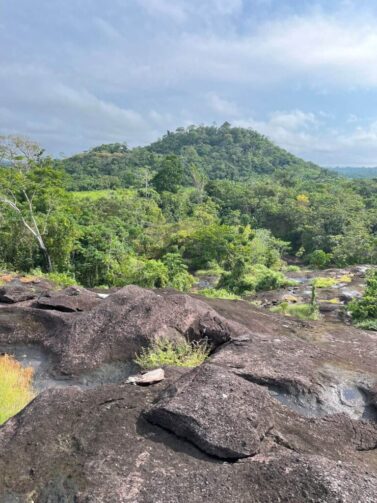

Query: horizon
[2,0,377,167]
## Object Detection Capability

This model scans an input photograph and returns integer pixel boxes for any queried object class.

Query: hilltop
[60,124,335,191]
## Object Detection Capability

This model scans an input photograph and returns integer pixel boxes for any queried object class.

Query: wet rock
[35,286,100,312]
[340,288,362,303]
[127,368,165,385]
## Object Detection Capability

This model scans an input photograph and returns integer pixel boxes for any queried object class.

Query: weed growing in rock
[0,355,35,424]
[271,302,319,321]
[135,338,210,369]
[199,288,241,300]
[311,277,338,288]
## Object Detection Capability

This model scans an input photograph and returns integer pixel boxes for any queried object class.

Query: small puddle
[0,343,137,392]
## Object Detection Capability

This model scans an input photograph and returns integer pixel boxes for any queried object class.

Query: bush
[309,250,332,269]
[0,355,35,424]
[219,261,295,295]
[199,288,241,300]
[355,319,377,331]
[162,252,194,292]
[349,270,377,321]
[134,338,210,369]
[270,302,319,321]
[30,268,78,288]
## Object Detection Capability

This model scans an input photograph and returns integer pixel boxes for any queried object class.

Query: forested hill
[59,124,335,191]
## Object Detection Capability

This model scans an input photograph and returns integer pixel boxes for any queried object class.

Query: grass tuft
[199,288,241,300]
[135,338,210,369]
[0,355,35,425]
[311,277,338,288]
[271,302,319,321]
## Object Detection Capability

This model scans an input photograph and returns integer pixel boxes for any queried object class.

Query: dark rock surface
[146,363,377,460]
[0,285,236,375]
[0,277,54,304]
[35,286,100,312]
[1,285,377,501]
[0,284,42,304]
[1,378,377,503]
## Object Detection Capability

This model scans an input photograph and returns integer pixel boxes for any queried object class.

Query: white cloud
[136,0,187,22]
[236,110,377,166]
[207,93,240,117]
[0,64,177,154]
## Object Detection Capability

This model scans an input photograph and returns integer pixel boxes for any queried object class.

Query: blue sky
[1,0,377,166]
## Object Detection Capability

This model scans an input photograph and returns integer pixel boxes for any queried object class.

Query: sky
[1,0,377,166]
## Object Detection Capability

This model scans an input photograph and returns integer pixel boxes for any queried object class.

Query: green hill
[60,124,335,191]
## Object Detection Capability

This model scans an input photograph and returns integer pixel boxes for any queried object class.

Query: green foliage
[199,288,241,300]
[311,277,338,288]
[124,258,169,289]
[309,250,333,269]
[1,128,377,291]
[284,265,301,272]
[349,270,377,321]
[134,338,209,369]
[162,252,194,291]
[219,262,294,295]
[31,269,78,287]
[271,302,319,321]
[355,319,377,331]
[152,155,184,193]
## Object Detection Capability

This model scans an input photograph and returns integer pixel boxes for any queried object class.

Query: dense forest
[0,125,376,295]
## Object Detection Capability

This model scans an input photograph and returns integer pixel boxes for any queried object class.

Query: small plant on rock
[134,338,210,369]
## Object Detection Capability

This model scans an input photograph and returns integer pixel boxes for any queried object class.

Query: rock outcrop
[0,285,236,375]
[34,285,100,312]
[1,285,377,502]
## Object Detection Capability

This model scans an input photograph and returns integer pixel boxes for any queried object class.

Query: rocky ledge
[1,283,377,502]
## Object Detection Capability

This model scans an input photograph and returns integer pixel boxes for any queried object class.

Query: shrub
[134,338,210,369]
[30,268,78,287]
[219,261,295,295]
[270,302,319,321]
[199,288,241,300]
[355,319,377,331]
[309,250,332,269]
[44,272,78,287]
[162,252,194,292]
[349,270,377,321]
[0,355,35,424]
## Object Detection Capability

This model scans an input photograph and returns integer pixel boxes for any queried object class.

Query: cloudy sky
[1,0,377,166]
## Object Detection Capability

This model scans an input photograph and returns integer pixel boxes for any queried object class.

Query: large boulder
[0,286,237,376]
[145,363,377,460]
[0,277,54,304]
[146,363,275,459]
[1,378,377,502]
